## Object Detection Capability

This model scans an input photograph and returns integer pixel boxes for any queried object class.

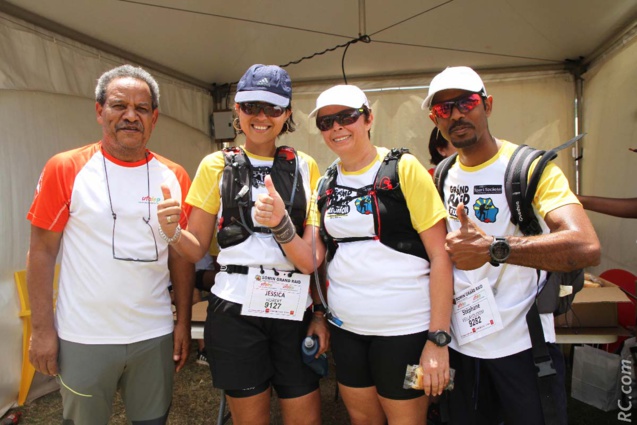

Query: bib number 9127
[264,301,282,310]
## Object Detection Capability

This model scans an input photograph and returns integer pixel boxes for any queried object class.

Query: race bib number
[451,278,503,345]
[241,268,310,321]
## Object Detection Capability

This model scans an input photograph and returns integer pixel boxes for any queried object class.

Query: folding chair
[14,265,60,405]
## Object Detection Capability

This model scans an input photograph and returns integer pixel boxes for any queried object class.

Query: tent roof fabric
[1,0,636,87]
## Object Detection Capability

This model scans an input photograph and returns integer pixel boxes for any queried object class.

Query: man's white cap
[421,66,487,110]
[308,85,370,118]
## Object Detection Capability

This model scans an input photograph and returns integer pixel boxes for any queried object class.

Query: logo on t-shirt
[252,166,270,188]
[326,187,353,217]
[355,195,373,215]
[140,195,162,204]
[474,185,502,195]
[473,198,499,223]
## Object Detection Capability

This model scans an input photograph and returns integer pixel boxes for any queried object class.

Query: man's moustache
[116,124,143,131]
[450,121,474,132]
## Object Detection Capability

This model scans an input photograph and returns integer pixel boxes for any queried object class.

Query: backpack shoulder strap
[374,148,408,191]
[505,145,545,236]
[433,152,458,200]
[316,159,339,208]
[525,134,584,209]
[316,160,340,261]
[505,134,585,236]
[272,145,300,213]
[221,146,251,202]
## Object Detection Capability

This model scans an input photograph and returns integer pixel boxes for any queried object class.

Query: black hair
[281,105,296,135]
[362,105,372,139]
[428,128,450,166]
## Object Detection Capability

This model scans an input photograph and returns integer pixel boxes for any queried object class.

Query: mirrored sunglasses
[430,93,483,119]
[316,108,365,131]
[239,102,285,118]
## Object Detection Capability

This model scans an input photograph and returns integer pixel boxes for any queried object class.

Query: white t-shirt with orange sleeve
[28,142,191,344]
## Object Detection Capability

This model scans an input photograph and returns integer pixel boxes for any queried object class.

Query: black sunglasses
[239,102,286,118]
[316,108,365,131]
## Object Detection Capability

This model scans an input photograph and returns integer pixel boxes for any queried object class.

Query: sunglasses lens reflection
[432,94,482,119]
[240,102,285,118]
[316,109,363,131]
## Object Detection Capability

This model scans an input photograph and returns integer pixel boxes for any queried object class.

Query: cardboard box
[555,275,632,328]
[172,300,209,323]
[192,300,208,323]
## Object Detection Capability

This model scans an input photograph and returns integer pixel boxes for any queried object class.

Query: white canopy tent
[1,0,636,415]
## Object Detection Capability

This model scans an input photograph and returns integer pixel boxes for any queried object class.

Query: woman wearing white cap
[156,64,326,425]
[257,84,453,425]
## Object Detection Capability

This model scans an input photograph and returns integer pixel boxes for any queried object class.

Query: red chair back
[599,268,637,353]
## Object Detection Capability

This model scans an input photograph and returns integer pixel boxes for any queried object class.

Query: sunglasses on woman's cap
[316,108,365,131]
[239,102,286,118]
[430,93,483,119]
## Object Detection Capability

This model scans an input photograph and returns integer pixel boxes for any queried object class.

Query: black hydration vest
[316,148,429,262]
[216,146,307,248]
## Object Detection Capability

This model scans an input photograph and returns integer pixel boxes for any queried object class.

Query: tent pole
[562,59,585,194]
[568,60,586,195]
[574,74,583,194]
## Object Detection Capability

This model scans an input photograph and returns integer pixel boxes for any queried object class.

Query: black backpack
[433,134,585,316]
[316,148,429,262]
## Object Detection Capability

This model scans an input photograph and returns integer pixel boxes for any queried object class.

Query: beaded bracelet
[158,224,181,244]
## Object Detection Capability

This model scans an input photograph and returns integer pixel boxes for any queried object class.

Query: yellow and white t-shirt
[320,147,447,336]
[186,147,320,306]
[442,140,580,359]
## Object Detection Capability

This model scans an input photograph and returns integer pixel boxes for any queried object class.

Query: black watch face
[492,243,508,259]
[431,331,451,346]
[491,239,510,262]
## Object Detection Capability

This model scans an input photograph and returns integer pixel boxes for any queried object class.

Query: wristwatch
[428,330,452,347]
[489,236,510,266]
[313,304,326,314]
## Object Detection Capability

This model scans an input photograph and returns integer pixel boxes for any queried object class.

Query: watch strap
[313,304,326,314]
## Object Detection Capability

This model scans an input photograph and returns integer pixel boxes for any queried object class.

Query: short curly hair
[95,65,160,110]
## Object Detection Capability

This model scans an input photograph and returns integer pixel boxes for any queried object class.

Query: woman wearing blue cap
[256,84,453,425]
[156,64,325,424]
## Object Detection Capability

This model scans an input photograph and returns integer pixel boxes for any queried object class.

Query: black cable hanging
[279,34,371,84]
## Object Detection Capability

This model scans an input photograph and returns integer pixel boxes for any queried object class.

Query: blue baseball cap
[234,64,292,108]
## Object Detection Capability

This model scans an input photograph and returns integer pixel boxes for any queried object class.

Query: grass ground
[6,341,348,425]
[4,341,622,424]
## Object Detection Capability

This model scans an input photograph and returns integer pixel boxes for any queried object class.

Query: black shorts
[204,294,320,397]
[329,324,428,400]
[447,344,567,425]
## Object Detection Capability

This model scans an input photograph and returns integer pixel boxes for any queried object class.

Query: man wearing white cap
[424,66,600,425]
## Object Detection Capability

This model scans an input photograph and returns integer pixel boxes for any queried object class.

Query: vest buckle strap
[220,264,250,275]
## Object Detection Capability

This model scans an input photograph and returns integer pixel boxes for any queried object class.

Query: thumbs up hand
[456,201,471,231]
[158,183,181,232]
[255,175,286,227]
[445,202,492,270]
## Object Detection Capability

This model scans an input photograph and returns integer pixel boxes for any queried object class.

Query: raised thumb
[161,183,172,200]
[457,202,470,228]
[264,175,277,196]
